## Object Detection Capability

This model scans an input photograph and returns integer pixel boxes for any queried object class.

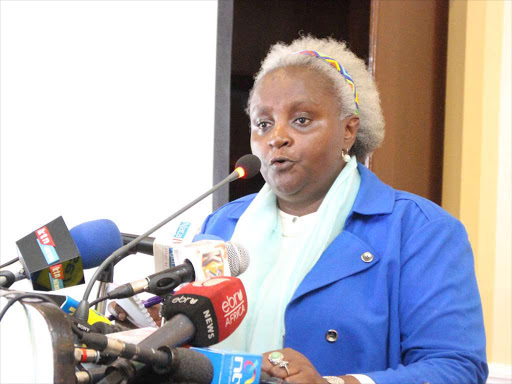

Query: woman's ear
[344,116,359,147]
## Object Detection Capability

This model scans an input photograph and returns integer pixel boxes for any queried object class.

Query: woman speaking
[200,36,487,384]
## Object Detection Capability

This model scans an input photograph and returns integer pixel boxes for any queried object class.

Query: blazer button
[325,329,338,343]
[361,252,374,263]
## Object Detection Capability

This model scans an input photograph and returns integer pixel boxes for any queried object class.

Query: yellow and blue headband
[296,50,360,116]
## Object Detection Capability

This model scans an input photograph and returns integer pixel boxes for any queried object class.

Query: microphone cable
[0,257,19,269]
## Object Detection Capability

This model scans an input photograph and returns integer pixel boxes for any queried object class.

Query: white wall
[0,0,218,295]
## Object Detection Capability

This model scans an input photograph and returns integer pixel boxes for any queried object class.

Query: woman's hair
[248,35,385,162]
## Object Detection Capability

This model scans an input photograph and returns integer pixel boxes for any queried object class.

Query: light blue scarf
[215,156,361,354]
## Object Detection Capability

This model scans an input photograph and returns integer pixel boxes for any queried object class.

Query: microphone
[88,348,213,384]
[75,365,108,384]
[69,219,123,269]
[142,276,247,348]
[167,346,280,384]
[0,268,24,289]
[235,153,262,179]
[87,349,279,384]
[106,240,249,300]
[75,154,261,321]
[1,219,123,290]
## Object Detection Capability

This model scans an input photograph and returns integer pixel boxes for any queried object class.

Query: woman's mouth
[270,156,296,170]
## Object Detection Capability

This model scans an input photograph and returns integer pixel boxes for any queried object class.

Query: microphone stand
[75,154,259,322]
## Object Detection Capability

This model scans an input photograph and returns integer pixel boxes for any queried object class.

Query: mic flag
[152,220,199,272]
[188,347,262,384]
[15,216,84,291]
[162,276,247,347]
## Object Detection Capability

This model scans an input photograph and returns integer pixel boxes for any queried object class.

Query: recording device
[75,154,261,322]
[106,240,249,300]
[1,218,123,290]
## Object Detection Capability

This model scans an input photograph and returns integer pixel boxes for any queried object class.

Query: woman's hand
[262,348,328,383]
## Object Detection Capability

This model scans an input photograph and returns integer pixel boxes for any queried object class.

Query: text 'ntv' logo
[232,357,257,384]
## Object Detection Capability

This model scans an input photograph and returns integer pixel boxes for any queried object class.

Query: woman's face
[249,66,358,213]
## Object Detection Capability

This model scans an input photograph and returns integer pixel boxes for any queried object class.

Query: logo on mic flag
[190,347,261,384]
[35,226,60,265]
[16,216,84,291]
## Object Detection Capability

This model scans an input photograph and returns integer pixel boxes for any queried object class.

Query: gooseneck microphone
[74,154,261,322]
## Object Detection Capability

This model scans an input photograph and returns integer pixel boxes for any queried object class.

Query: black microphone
[92,348,213,384]
[106,240,249,299]
[75,154,261,321]
[142,276,247,348]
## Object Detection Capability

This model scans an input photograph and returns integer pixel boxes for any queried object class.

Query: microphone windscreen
[225,242,250,277]
[235,154,261,179]
[70,219,123,269]
[170,348,214,384]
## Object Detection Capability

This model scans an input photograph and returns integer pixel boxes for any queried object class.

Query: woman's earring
[341,149,351,163]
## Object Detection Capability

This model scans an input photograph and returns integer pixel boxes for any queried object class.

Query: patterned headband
[296,50,360,116]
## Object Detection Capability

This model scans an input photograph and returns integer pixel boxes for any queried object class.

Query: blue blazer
[199,163,488,384]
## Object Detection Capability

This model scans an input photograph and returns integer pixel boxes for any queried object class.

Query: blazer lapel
[290,230,380,303]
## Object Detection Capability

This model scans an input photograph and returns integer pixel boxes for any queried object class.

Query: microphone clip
[147,271,183,296]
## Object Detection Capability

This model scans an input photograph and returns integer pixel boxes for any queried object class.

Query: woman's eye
[295,117,310,125]
[257,121,271,130]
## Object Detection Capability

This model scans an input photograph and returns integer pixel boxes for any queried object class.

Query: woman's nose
[268,122,291,148]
